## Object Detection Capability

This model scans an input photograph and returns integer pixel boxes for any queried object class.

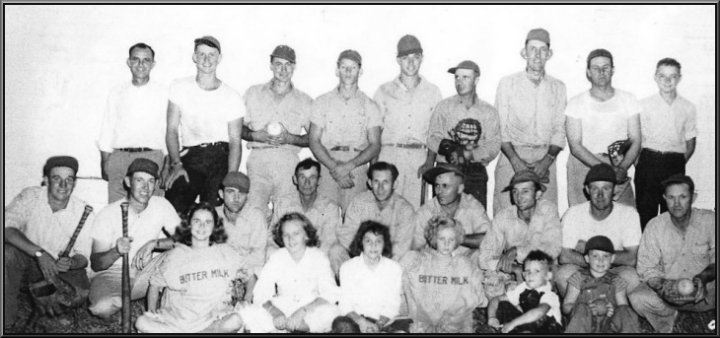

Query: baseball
[267,122,283,136]
[677,278,695,296]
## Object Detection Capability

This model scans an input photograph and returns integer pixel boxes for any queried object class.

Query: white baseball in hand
[677,278,695,296]
[267,122,283,136]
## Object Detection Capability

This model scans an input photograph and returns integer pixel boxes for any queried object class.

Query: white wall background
[4,4,716,215]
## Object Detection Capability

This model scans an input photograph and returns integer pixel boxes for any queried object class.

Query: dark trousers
[634,148,685,229]
[565,303,640,333]
[496,301,563,333]
[4,245,44,327]
[463,163,488,209]
[165,143,229,213]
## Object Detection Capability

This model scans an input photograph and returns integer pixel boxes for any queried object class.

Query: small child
[330,316,361,333]
[487,250,563,333]
[563,235,640,333]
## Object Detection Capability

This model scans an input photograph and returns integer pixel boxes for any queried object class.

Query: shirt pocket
[691,241,710,260]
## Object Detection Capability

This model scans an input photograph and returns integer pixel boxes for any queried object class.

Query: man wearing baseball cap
[373,34,442,209]
[479,170,562,278]
[164,35,245,213]
[4,156,95,326]
[411,162,491,260]
[241,44,313,219]
[492,28,567,216]
[555,163,642,298]
[427,59,501,209]
[89,158,181,319]
[565,48,641,208]
[309,49,382,212]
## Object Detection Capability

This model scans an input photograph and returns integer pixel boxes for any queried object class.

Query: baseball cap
[337,49,362,66]
[270,44,296,64]
[585,235,614,255]
[660,173,695,193]
[584,163,617,185]
[222,171,250,193]
[447,60,480,75]
[126,158,159,178]
[526,28,550,45]
[502,170,547,192]
[194,35,221,53]
[43,156,79,177]
[587,48,613,67]
[422,162,465,185]
[397,34,423,57]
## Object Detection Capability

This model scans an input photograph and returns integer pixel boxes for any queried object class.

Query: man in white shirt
[97,42,168,203]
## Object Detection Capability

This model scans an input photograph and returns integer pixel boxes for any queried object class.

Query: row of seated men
[4,154,714,333]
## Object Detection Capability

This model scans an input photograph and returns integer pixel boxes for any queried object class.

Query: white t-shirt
[505,281,561,322]
[168,76,244,146]
[565,89,641,154]
[561,201,641,250]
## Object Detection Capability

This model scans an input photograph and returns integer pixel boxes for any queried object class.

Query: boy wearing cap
[565,48,641,207]
[88,158,181,319]
[4,156,95,327]
[555,163,642,298]
[493,28,566,216]
[630,174,715,333]
[373,34,442,209]
[97,42,167,204]
[427,60,501,209]
[479,170,562,278]
[563,235,641,333]
[242,45,313,218]
[164,35,244,213]
[635,58,698,229]
[309,49,382,212]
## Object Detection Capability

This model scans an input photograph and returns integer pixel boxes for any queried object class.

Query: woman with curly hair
[237,212,340,333]
[134,202,249,333]
[338,221,404,333]
[400,215,487,333]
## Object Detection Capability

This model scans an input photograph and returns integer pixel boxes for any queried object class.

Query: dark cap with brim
[584,163,617,185]
[448,60,480,75]
[585,235,615,255]
[502,170,547,192]
[194,35,221,53]
[222,171,250,193]
[422,162,465,185]
[43,156,79,177]
[126,158,159,178]
[270,44,296,64]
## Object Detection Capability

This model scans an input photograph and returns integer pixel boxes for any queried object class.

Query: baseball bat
[420,179,427,206]
[59,205,93,258]
[120,202,131,333]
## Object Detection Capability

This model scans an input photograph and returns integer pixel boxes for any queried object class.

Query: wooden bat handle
[59,205,93,258]
[120,202,132,333]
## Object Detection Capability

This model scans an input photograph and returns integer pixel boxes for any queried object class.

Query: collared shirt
[310,86,382,149]
[339,254,402,319]
[506,281,561,321]
[270,193,341,254]
[561,201,641,251]
[339,191,416,260]
[427,94,501,166]
[637,208,715,281]
[478,199,562,271]
[91,196,180,271]
[373,76,442,144]
[495,71,567,148]
[640,93,698,153]
[168,76,245,146]
[565,89,641,154]
[412,193,492,256]
[4,186,95,262]
[97,80,169,153]
[216,206,268,276]
[243,80,313,152]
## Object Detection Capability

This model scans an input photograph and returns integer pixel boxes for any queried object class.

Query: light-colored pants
[628,281,716,333]
[88,267,151,318]
[317,149,369,213]
[246,148,300,219]
[493,145,558,216]
[237,301,340,333]
[554,264,641,297]
[566,154,635,208]
[378,146,427,210]
[107,150,164,203]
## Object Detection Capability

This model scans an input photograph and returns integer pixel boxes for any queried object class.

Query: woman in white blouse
[237,212,339,333]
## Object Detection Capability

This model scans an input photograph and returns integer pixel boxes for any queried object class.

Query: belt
[190,141,228,148]
[116,147,154,153]
[382,143,426,149]
[330,145,361,152]
[642,148,683,156]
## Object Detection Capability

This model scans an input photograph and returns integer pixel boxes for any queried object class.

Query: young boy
[487,250,563,333]
[563,235,641,333]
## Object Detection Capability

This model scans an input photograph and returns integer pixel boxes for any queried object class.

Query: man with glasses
[565,49,641,207]
[97,42,168,203]
[164,35,245,213]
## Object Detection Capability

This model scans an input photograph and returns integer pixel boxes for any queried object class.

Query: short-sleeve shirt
[243,81,313,152]
[216,206,267,276]
[565,89,641,154]
[310,86,382,149]
[339,254,402,320]
[506,281,561,321]
[561,201,641,251]
[168,77,245,146]
[373,76,442,144]
[639,93,698,153]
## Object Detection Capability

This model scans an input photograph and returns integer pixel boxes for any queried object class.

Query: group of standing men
[4,26,712,334]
